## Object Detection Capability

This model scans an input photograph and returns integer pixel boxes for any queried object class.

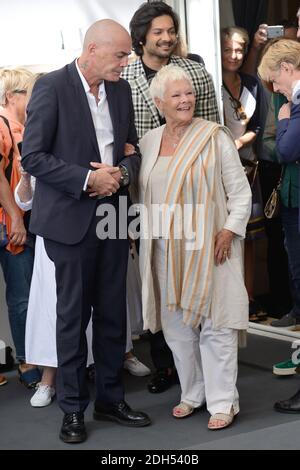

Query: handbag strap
[276,165,286,191]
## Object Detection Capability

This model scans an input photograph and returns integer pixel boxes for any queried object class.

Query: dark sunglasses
[229,97,247,121]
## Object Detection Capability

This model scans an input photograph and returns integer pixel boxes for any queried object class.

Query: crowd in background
[0,0,300,442]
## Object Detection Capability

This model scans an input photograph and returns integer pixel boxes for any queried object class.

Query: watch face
[120,166,129,186]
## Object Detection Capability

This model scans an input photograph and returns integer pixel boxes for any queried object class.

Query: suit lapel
[67,61,101,161]
[135,74,161,128]
[105,81,119,165]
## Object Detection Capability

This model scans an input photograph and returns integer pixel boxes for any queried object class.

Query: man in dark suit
[258,37,300,413]
[22,19,151,443]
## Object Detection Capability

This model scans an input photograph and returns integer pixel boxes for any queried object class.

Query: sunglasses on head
[13,89,27,95]
[229,96,247,121]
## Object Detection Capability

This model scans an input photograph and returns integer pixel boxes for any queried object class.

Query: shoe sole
[274,406,300,414]
[59,432,87,444]
[270,322,300,329]
[273,368,297,376]
[124,369,151,377]
[0,380,8,386]
[31,399,53,407]
[93,411,151,427]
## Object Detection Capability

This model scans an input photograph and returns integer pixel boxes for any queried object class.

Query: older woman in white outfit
[138,65,251,430]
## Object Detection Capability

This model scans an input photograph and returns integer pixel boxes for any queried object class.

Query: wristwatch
[119,165,130,187]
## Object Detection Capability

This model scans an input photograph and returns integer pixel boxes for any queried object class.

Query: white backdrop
[0,0,223,353]
[0,0,143,68]
[0,0,144,354]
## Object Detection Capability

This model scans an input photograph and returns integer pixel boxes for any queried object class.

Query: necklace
[164,125,189,148]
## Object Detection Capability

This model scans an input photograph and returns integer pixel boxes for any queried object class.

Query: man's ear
[280,61,293,74]
[88,42,97,55]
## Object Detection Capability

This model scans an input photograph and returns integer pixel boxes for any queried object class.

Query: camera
[267,25,284,39]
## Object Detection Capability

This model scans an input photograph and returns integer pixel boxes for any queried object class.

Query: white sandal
[208,408,236,430]
[172,402,195,419]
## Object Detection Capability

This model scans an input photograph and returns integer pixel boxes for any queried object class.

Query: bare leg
[40,366,56,387]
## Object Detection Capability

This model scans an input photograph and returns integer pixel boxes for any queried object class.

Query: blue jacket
[277,104,300,163]
[277,104,300,227]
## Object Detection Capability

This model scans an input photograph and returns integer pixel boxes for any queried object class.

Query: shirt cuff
[83,170,92,192]
[14,186,33,212]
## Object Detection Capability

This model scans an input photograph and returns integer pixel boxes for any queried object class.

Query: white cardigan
[138,124,252,332]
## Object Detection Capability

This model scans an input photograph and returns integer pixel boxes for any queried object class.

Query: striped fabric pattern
[121,56,220,139]
[164,119,229,328]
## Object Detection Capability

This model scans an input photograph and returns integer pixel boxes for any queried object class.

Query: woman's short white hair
[149,64,194,102]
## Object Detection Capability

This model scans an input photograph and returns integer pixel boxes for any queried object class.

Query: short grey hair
[149,64,194,102]
[297,7,300,18]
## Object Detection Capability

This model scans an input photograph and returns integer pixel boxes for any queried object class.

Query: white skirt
[25,236,93,367]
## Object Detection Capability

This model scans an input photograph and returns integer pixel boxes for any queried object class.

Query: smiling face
[221,37,246,73]
[143,15,178,61]
[156,79,195,125]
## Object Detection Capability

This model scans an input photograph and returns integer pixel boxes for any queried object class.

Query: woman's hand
[10,214,27,246]
[235,139,243,150]
[215,229,234,266]
[124,143,136,156]
[252,24,268,49]
[278,103,291,121]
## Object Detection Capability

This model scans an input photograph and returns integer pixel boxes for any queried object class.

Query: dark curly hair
[130,1,180,56]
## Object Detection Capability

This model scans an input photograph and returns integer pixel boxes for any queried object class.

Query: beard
[147,40,177,59]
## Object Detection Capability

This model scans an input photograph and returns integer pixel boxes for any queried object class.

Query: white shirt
[75,60,114,189]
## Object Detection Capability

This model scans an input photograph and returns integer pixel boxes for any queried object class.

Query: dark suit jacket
[277,104,300,164]
[22,60,140,245]
[277,103,300,228]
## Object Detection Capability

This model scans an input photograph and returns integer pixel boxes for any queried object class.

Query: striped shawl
[164,119,230,327]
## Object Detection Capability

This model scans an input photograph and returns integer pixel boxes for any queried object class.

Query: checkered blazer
[121,55,220,139]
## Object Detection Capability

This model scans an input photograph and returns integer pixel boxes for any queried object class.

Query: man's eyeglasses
[229,97,247,122]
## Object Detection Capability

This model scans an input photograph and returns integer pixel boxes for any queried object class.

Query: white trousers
[153,240,239,416]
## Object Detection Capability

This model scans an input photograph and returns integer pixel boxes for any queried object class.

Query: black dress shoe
[147,369,177,394]
[94,400,151,427]
[59,412,86,443]
[274,389,300,414]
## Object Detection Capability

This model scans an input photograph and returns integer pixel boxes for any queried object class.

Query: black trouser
[149,331,174,371]
[45,198,129,414]
[259,160,292,311]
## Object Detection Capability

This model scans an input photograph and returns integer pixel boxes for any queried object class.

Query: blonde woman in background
[0,68,41,389]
